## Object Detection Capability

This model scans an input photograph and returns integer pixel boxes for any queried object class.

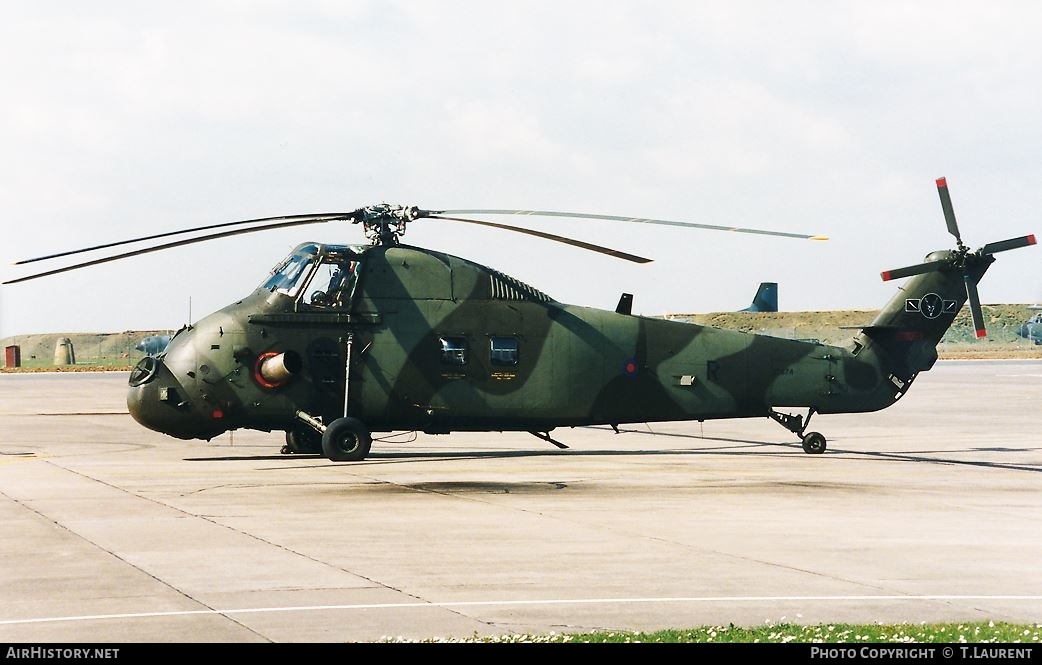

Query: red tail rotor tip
[880,271,892,281]
[935,177,948,188]
[976,329,987,339]
[1028,234,1037,245]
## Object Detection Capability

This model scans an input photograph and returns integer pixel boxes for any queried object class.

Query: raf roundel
[623,359,639,377]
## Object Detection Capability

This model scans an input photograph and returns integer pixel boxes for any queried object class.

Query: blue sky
[2,1,1040,337]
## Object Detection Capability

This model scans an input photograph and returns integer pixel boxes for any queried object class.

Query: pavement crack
[43,461,498,635]
[0,473,272,642]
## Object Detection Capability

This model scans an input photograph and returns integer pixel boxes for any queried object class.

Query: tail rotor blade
[880,260,946,281]
[979,234,1037,256]
[936,177,962,242]
[964,275,987,338]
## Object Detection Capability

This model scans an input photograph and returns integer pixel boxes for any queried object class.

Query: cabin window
[439,337,468,365]
[489,336,519,366]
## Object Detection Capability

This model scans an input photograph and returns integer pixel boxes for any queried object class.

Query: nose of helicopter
[126,356,226,440]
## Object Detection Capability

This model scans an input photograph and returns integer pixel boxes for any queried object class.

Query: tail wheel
[802,431,827,455]
[322,417,372,462]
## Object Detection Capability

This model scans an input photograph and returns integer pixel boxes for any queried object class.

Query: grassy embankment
[0,330,174,371]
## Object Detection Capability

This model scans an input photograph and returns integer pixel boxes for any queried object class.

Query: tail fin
[856,251,985,382]
[741,282,778,312]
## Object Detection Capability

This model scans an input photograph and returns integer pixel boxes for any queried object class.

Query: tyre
[801,431,827,455]
[284,428,322,454]
[321,417,372,462]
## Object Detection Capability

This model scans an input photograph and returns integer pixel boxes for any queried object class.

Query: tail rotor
[880,177,1036,338]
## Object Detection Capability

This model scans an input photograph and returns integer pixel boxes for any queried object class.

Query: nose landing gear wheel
[802,431,827,455]
[322,416,372,462]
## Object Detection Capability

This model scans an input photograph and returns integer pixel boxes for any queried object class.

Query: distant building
[54,338,75,365]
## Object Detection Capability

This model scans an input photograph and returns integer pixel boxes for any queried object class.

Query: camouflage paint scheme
[126,242,986,450]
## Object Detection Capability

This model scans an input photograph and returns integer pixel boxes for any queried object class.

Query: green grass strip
[381,621,1042,643]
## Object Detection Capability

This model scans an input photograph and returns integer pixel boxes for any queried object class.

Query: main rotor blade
[429,215,652,263]
[435,209,828,241]
[964,274,986,338]
[880,259,946,281]
[14,213,353,266]
[936,177,962,242]
[3,216,344,285]
[979,234,1037,256]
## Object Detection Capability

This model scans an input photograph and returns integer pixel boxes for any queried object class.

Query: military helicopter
[4,178,1035,461]
[135,334,172,357]
[1018,306,1042,345]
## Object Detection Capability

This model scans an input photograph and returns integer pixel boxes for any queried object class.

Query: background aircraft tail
[741,282,777,312]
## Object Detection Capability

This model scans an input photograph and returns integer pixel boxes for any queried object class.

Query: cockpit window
[302,256,361,309]
[262,254,314,297]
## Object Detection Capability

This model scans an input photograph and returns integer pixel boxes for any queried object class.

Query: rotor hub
[350,204,425,246]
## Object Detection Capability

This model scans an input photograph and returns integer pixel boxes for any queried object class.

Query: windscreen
[261,252,315,297]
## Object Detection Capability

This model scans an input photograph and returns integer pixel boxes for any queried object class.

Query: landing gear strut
[768,407,827,455]
[530,431,568,449]
[282,410,328,455]
[283,410,373,462]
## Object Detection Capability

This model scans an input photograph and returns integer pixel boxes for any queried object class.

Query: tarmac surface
[1,360,1040,643]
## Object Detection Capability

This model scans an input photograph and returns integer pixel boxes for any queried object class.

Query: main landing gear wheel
[802,431,827,455]
[282,427,322,454]
[769,408,827,455]
[322,416,372,462]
